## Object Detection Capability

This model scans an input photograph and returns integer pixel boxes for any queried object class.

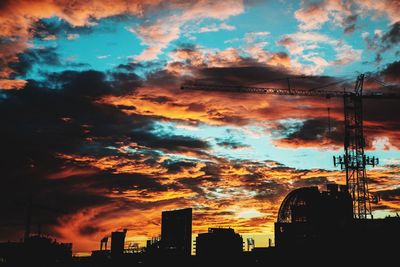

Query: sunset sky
[0,0,399,254]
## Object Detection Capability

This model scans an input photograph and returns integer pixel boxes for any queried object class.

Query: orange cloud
[130,0,244,60]
[294,0,351,30]
[0,0,245,77]
[356,0,400,23]
[0,79,27,90]
[0,0,160,78]
[50,144,400,254]
[295,0,400,32]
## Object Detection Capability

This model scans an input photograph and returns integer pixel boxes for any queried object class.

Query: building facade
[161,208,192,256]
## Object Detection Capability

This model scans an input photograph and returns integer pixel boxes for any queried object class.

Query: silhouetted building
[111,229,127,259]
[161,208,192,256]
[349,216,400,253]
[0,235,72,265]
[274,184,400,264]
[91,236,110,261]
[145,237,161,254]
[195,228,243,257]
[91,249,110,264]
[275,184,353,248]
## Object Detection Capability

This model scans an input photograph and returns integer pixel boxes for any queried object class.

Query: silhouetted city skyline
[1,1,400,266]
[1,185,400,266]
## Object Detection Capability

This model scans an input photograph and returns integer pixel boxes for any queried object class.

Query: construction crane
[181,74,400,219]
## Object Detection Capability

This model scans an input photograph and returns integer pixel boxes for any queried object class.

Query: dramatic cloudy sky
[1,0,400,253]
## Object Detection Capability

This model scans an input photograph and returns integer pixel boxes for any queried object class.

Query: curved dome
[278,187,320,223]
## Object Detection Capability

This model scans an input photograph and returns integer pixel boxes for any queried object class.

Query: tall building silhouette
[111,229,127,259]
[161,208,192,256]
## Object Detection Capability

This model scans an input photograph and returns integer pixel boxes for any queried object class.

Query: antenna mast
[334,74,378,219]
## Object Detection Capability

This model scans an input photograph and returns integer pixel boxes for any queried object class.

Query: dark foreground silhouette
[1,185,399,266]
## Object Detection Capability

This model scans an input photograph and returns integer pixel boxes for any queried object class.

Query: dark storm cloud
[186,102,206,112]
[148,45,342,94]
[371,187,400,211]
[37,176,112,216]
[344,24,356,34]
[272,117,343,146]
[147,53,293,89]
[33,18,95,39]
[252,180,290,203]
[375,188,400,201]
[164,53,352,146]
[191,65,343,91]
[363,22,400,64]
[10,46,92,80]
[116,63,141,72]
[10,46,61,77]
[215,129,250,150]
[194,66,289,85]
[32,14,134,41]
[0,68,140,229]
[117,61,162,72]
[178,178,207,194]
[109,72,143,94]
[39,67,142,98]
[216,137,250,149]
[45,70,128,96]
[0,66,212,239]
[363,97,400,148]
[0,170,112,239]
[162,159,198,174]
[140,95,173,104]
[88,172,169,192]
[363,97,400,124]
[130,127,210,153]
[380,61,400,83]
[343,14,358,34]
[0,69,143,165]
[381,22,400,51]
[79,225,102,236]
[146,69,181,88]
[207,109,250,125]
[147,52,400,148]
[0,165,173,239]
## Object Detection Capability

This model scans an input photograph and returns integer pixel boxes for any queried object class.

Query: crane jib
[181,84,400,99]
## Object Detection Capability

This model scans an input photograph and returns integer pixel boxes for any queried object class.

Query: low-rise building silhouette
[0,235,72,265]
[195,228,243,258]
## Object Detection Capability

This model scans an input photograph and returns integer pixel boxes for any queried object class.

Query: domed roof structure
[275,184,355,249]
[277,187,321,223]
[277,185,353,224]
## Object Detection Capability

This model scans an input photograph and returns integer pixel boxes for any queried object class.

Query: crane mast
[334,74,377,219]
[181,74,399,219]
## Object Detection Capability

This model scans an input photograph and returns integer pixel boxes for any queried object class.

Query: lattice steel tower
[333,74,378,219]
